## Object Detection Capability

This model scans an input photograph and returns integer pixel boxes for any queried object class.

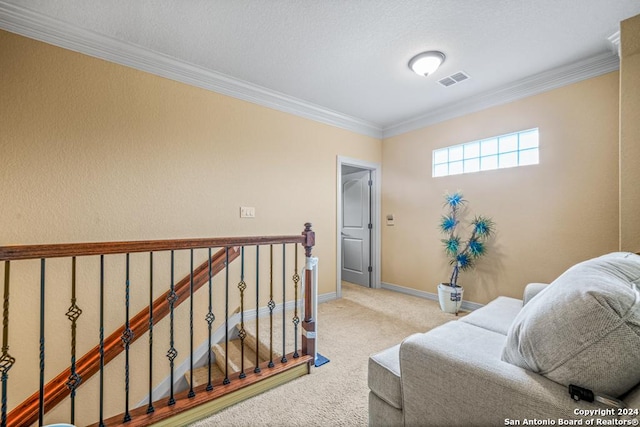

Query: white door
[341,169,371,287]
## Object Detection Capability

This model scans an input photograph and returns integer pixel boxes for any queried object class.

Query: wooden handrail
[4,225,316,426]
[7,246,242,427]
[0,235,305,261]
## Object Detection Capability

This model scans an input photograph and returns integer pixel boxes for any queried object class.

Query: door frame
[336,156,381,298]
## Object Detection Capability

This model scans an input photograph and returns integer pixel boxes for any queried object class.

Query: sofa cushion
[368,344,402,409]
[502,252,640,397]
[460,296,523,335]
[523,282,549,305]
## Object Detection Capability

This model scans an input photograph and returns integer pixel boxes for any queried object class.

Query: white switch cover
[386,214,395,226]
[240,207,256,218]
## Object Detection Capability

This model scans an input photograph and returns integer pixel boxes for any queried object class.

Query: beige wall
[382,72,620,304]
[620,13,640,251]
[0,22,630,424]
[0,27,382,294]
[0,29,380,423]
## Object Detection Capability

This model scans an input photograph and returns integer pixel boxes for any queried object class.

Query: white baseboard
[380,281,484,312]
[318,291,337,304]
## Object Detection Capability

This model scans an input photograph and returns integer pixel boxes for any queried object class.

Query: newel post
[301,223,316,360]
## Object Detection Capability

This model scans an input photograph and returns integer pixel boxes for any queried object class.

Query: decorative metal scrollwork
[66,369,81,395]
[66,304,82,323]
[0,353,15,377]
[166,347,178,363]
[167,290,178,305]
[205,311,215,325]
[121,328,134,347]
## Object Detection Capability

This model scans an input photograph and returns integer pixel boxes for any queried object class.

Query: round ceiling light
[408,51,446,77]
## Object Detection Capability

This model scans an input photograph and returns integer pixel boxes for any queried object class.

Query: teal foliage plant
[439,191,495,288]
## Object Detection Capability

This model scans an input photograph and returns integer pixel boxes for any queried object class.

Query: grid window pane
[449,161,464,175]
[449,146,463,162]
[433,163,449,177]
[520,130,539,149]
[464,158,480,173]
[432,128,538,177]
[433,148,448,164]
[464,142,480,158]
[519,148,539,165]
[499,134,518,153]
[481,155,498,171]
[499,152,518,168]
[481,138,498,155]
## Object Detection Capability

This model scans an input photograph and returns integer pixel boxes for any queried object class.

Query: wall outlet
[240,206,256,218]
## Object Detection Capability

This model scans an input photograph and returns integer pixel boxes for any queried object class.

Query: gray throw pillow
[501,252,640,397]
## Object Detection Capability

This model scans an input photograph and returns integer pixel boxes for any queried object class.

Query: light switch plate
[240,207,256,218]
[386,214,395,226]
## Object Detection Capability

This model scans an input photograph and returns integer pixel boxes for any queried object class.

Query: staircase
[0,224,317,427]
[186,310,296,390]
[187,325,267,388]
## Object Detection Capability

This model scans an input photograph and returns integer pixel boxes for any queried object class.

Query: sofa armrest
[523,282,549,305]
[399,322,610,426]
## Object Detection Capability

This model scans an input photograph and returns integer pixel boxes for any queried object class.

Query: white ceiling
[1,1,639,138]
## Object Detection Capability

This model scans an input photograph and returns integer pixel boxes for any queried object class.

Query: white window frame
[432,128,539,177]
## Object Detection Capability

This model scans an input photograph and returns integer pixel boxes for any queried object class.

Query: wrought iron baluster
[166,251,178,406]
[188,249,196,398]
[122,254,133,422]
[268,245,275,368]
[281,244,287,363]
[147,252,155,414]
[254,246,261,374]
[223,247,230,385]
[292,245,300,358]
[39,259,46,427]
[238,247,246,379]
[1,261,16,427]
[99,255,105,427]
[66,257,83,424]
[205,248,215,391]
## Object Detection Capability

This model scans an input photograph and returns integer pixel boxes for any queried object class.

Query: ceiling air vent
[438,71,470,87]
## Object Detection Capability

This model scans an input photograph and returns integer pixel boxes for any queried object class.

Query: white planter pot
[438,283,464,314]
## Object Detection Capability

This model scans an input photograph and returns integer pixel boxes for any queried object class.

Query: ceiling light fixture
[408,51,446,77]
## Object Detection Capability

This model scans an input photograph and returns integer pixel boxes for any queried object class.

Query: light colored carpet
[189,282,457,427]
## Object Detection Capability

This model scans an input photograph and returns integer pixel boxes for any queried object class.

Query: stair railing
[0,223,315,427]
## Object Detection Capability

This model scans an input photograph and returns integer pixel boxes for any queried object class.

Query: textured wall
[382,72,620,305]
[0,29,380,424]
[620,13,640,251]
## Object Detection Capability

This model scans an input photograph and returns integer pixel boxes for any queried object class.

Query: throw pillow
[501,252,640,397]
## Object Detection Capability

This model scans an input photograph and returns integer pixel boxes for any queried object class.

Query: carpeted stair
[185,324,274,388]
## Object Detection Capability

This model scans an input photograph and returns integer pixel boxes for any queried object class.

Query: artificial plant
[439,191,495,288]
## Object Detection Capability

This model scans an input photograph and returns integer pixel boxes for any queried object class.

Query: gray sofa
[368,252,640,426]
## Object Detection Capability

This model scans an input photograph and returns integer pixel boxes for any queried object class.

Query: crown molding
[0,1,383,139]
[382,51,620,138]
[608,31,621,56]
[0,1,621,141]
